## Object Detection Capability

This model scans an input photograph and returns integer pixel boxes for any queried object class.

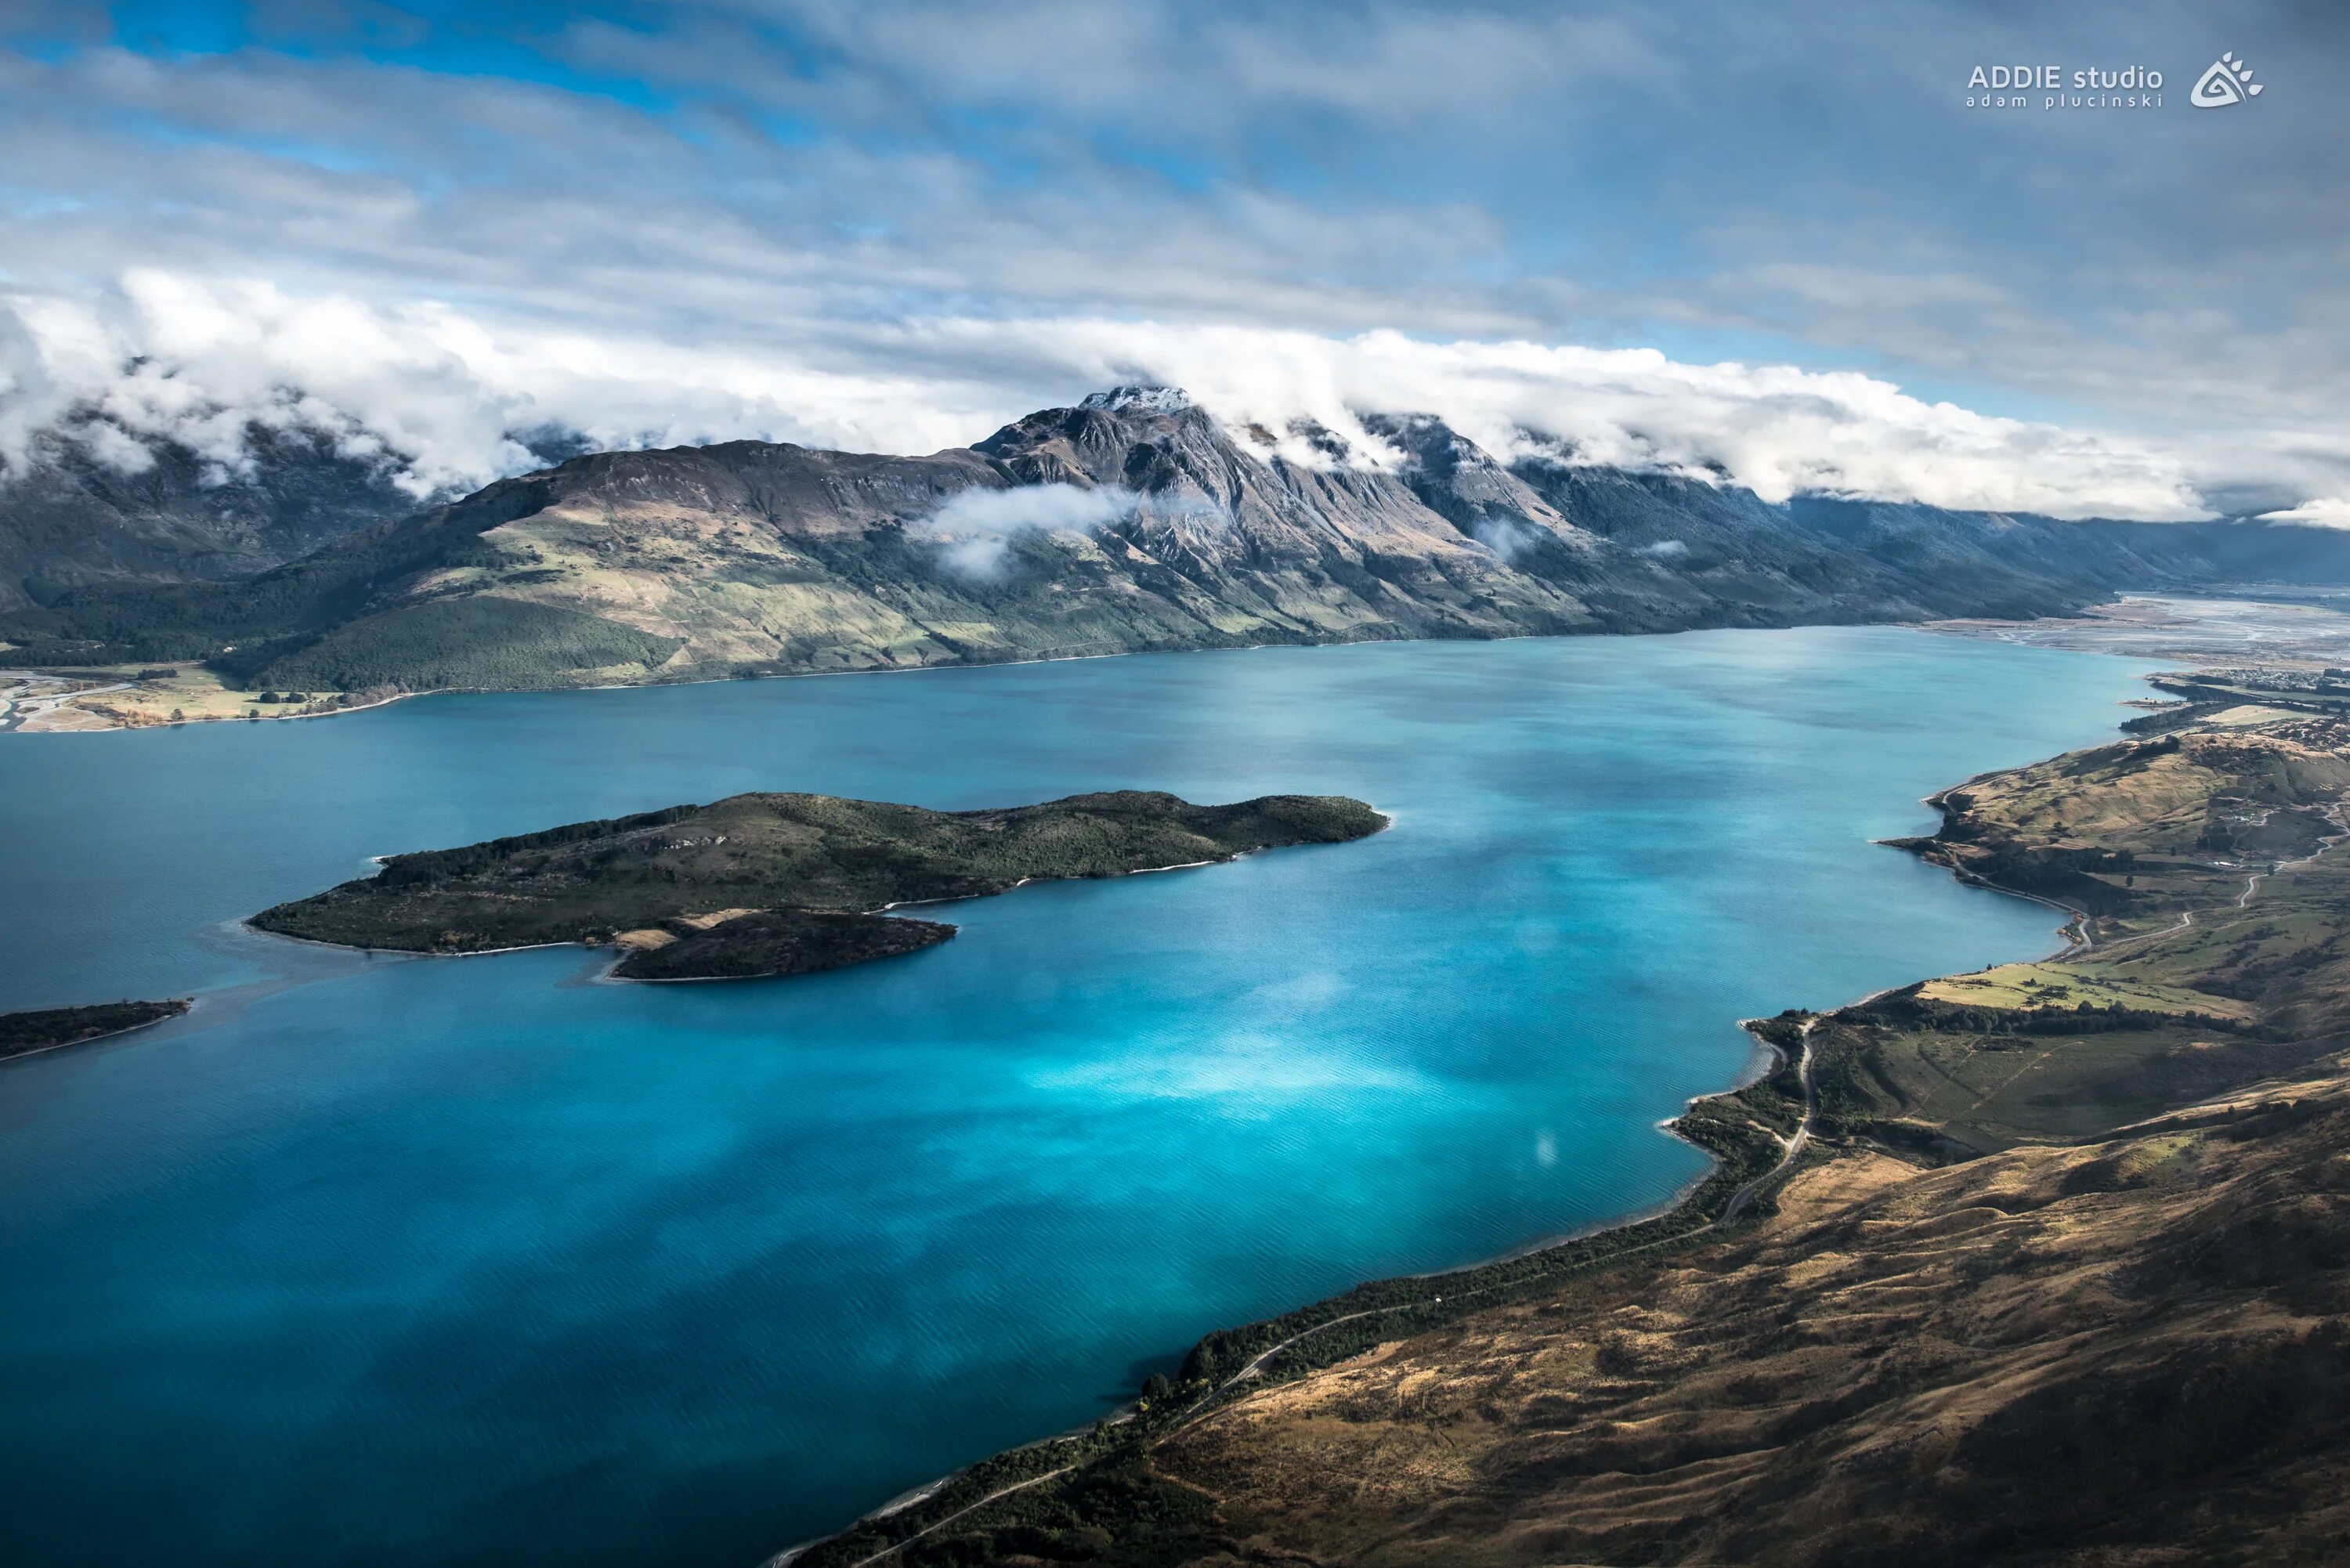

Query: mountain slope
[9,387,2350,703]
[1127,1079,2350,1568]
[0,421,424,609]
[0,389,1607,687]
[0,414,595,612]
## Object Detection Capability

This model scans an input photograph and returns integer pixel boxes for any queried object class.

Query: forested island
[0,999,192,1061]
[253,789,1385,981]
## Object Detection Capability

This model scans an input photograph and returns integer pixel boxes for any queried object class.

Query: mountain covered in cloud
[0,406,595,610]
[6,387,2349,699]
[0,417,424,609]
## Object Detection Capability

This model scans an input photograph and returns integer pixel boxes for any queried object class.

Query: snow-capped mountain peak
[1076,385,1194,415]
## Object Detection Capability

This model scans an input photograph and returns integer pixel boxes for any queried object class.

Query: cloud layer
[2259,498,2350,529]
[1,275,2229,520]
[1,2,2345,521]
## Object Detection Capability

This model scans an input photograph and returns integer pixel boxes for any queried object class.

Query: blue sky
[1,0,2345,517]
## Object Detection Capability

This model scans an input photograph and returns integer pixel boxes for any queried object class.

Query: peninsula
[786,702,2350,1567]
[252,789,1386,981]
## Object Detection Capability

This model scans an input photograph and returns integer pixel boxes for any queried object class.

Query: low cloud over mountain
[0,275,2236,526]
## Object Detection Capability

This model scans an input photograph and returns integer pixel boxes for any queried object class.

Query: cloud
[920,482,1144,579]
[0,300,68,471]
[0,276,2226,519]
[0,274,1005,490]
[1470,517,1539,562]
[0,2,2331,524]
[2259,498,2350,529]
[1640,538,1690,558]
[927,482,1144,535]
[2,4,2346,519]
[70,416,156,475]
[918,319,2212,518]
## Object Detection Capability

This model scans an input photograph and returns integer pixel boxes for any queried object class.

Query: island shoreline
[240,826,1384,981]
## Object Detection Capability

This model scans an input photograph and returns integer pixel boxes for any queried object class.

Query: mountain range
[6,385,2350,697]
[0,414,598,613]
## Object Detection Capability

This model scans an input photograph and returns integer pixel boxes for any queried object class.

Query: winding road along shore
[1719,1017,1818,1224]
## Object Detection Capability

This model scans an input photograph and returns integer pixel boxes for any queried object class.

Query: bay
[0,627,2149,1566]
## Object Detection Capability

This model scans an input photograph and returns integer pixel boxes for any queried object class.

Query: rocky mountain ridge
[8,386,2350,699]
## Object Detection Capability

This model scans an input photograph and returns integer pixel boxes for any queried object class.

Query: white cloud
[72,417,157,475]
[0,274,2229,521]
[926,482,1143,535]
[935,536,1013,579]
[920,482,1145,579]
[0,12,2342,524]
[1470,517,1539,562]
[2258,498,2350,529]
[0,273,999,491]
[1050,324,2211,518]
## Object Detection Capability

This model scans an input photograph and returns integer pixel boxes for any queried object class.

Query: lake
[0,627,2149,1566]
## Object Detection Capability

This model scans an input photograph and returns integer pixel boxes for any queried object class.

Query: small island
[1,999,193,1061]
[252,789,1386,981]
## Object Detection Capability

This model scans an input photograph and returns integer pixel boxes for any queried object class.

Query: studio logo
[1964,61,2162,111]
[2189,51,2263,108]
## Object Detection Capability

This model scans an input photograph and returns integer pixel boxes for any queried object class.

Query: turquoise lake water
[0,628,2151,1566]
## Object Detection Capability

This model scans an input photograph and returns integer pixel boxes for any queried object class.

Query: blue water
[0,628,2149,1567]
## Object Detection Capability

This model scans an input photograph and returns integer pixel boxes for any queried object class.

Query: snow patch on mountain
[1077,385,1194,416]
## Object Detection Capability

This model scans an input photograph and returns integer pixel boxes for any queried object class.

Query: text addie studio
[1968,65,2164,91]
